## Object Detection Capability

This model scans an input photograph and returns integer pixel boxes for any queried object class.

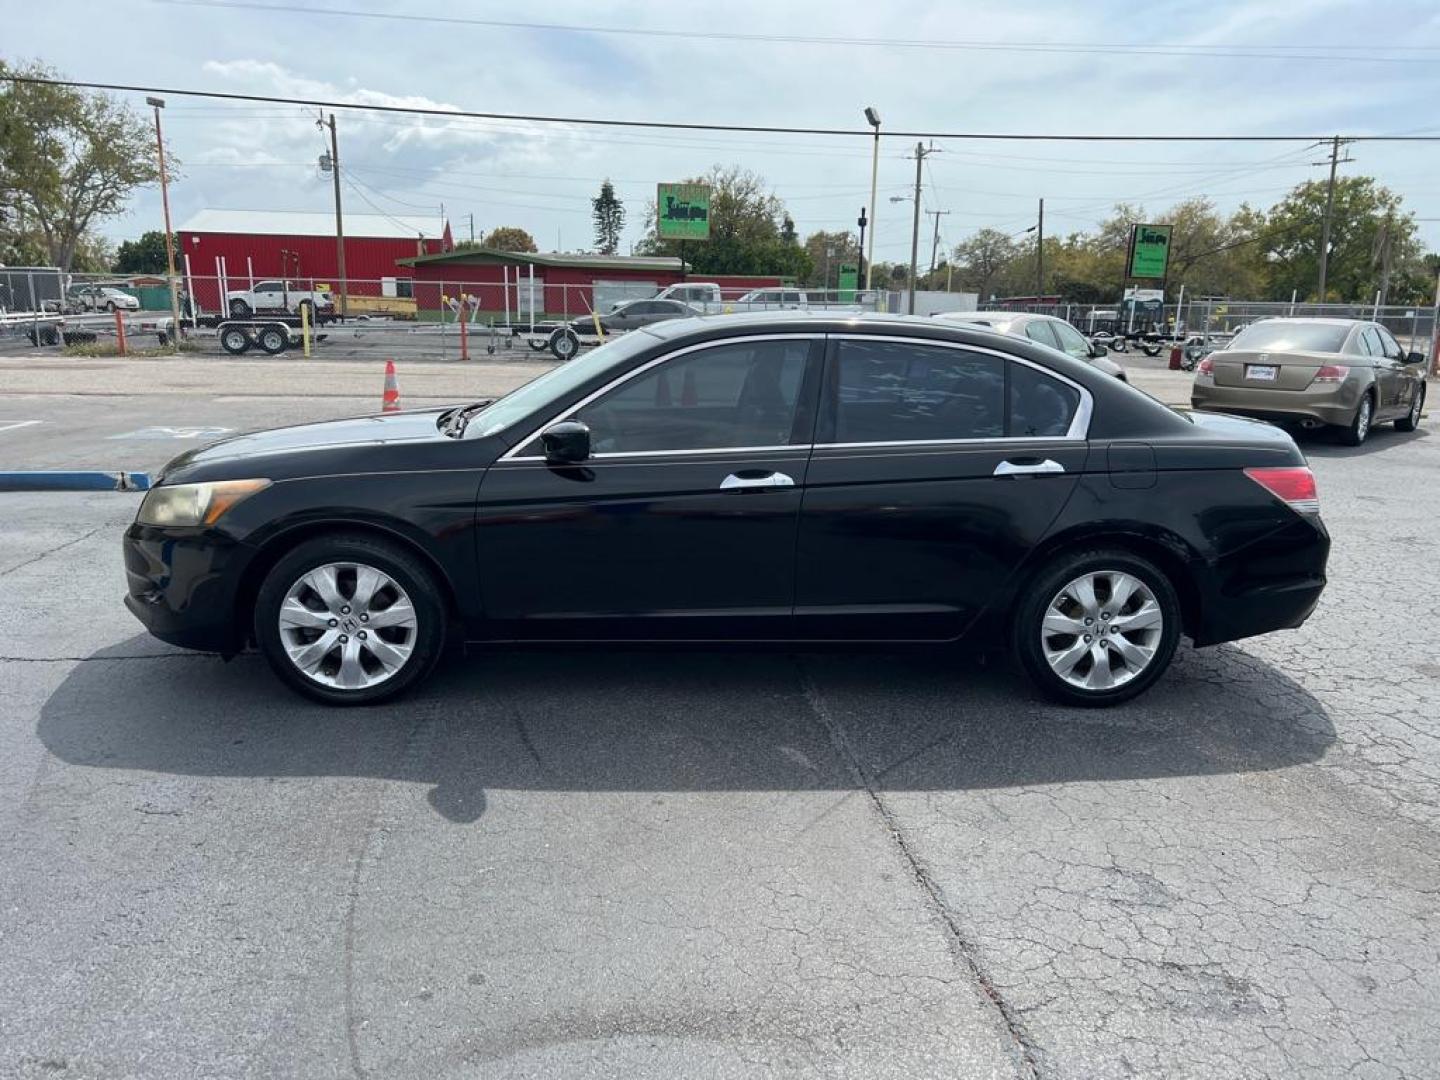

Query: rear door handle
[720,470,795,491]
[993,458,1065,477]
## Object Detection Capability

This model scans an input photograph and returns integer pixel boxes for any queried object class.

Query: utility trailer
[188,313,328,355]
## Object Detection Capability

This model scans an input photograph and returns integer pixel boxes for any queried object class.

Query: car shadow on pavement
[37,635,1335,824]
[1297,423,1430,458]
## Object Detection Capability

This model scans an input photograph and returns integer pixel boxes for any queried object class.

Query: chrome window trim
[496,330,1094,464]
[826,333,1094,442]
[497,333,824,463]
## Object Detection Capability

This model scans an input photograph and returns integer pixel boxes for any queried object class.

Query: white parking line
[0,420,43,435]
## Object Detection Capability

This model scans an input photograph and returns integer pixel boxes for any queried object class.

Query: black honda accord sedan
[124,312,1329,707]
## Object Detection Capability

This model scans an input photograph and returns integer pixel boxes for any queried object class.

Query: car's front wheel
[254,534,446,705]
[1014,549,1181,707]
[1396,384,1425,432]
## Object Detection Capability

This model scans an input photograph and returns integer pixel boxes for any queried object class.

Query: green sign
[657,183,711,241]
[1128,223,1172,279]
[837,262,858,302]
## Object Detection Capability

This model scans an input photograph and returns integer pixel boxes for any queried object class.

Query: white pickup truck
[226,280,336,321]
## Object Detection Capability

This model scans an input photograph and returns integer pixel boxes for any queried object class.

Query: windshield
[465,331,657,439]
[1228,321,1350,354]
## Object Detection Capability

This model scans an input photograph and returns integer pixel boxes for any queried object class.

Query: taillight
[1245,466,1319,515]
[1313,364,1349,384]
[1196,356,1214,376]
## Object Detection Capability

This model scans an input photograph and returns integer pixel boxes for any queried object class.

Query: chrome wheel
[1355,397,1371,441]
[277,561,418,690]
[1409,393,1422,426]
[1041,570,1164,691]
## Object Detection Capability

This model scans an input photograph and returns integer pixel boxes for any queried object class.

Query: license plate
[1247,364,1278,381]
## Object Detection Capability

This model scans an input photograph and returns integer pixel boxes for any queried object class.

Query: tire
[256,325,289,354]
[528,339,548,352]
[220,327,252,355]
[1013,548,1182,707]
[1339,391,1374,446]
[1141,342,1162,358]
[1395,384,1425,432]
[296,300,313,321]
[550,327,580,361]
[106,300,117,313]
[254,533,446,706]
[229,298,252,317]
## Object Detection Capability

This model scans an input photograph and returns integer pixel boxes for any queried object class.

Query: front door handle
[994,458,1065,477]
[720,470,795,491]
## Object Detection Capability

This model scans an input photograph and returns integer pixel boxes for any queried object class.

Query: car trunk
[1209,349,1339,391]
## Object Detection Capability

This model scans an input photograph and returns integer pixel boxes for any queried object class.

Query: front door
[475,334,822,640]
[794,335,1088,640]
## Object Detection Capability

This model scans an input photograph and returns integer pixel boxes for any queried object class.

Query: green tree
[640,165,811,279]
[1249,177,1419,302]
[0,60,165,270]
[591,179,625,255]
[801,230,858,288]
[950,228,1020,300]
[113,230,176,274]
[482,226,538,253]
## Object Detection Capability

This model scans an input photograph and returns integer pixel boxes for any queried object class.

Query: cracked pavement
[1,390,1438,1078]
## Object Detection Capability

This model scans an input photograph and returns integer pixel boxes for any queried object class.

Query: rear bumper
[1191,515,1330,646]
[1190,379,1362,427]
[123,523,252,654]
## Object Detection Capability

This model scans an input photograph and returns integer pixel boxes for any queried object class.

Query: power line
[151,1,1440,64]
[8,73,1440,143]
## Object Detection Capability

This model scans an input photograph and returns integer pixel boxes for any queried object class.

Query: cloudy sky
[7,0,1440,269]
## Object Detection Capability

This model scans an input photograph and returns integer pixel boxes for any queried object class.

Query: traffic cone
[382,360,402,412]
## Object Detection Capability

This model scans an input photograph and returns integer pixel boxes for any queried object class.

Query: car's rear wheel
[1396,384,1425,432]
[229,298,252,317]
[254,534,446,705]
[1014,549,1181,707]
[1340,391,1373,446]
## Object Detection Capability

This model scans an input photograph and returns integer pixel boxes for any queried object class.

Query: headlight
[136,479,271,527]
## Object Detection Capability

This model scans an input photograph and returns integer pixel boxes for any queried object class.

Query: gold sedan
[1191,318,1428,446]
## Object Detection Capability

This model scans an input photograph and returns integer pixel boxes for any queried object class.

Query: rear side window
[828,340,1005,443]
[1024,321,1060,348]
[1010,362,1081,437]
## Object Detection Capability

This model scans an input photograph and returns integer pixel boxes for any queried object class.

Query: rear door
[794,335,1089,641]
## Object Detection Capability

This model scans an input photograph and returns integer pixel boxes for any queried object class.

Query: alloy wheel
[1356,397,1371,441]
[277,561,418,690]
[1041,570,1164,691]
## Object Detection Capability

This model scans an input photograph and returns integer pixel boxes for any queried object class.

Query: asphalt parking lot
[2,359,1439,1079]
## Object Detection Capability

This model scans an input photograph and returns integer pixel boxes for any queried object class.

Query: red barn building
[399,248,784,320]
[179,209,450,312]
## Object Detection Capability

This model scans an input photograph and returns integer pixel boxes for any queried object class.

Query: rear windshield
[1228,322,1349,354]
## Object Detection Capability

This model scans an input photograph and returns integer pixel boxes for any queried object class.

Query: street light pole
[146,96,182,349]
[864,106,881,292]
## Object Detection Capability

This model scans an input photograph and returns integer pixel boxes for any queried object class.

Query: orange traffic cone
[382,360,401,412]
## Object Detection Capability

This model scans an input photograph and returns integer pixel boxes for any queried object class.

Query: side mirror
[1090,342,1108,358]
[1406,351,1425,365]
[541,420,591,464]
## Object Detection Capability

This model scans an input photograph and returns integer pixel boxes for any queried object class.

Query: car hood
[159,408,454,479]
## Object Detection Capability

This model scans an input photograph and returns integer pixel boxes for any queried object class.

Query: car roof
[639,310,1043,356]
[1249,317,1366,327]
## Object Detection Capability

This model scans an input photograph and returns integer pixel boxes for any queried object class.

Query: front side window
[1361,328,1384,357]
[829,340,1005,443]
[575,339,811,454]
[255,282,281,293]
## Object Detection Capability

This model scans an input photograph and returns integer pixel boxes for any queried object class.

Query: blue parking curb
[0,471,152,492]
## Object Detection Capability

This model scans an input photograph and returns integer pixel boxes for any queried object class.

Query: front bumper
[123,523,253,654]
[1190,378,1362,427]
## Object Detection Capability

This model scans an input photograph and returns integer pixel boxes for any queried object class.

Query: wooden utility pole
[323,113,349,318]
[1036,197,1045,295]
[906,142,940,314]
[1315,136,1352,301]
[925,209,951,274]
